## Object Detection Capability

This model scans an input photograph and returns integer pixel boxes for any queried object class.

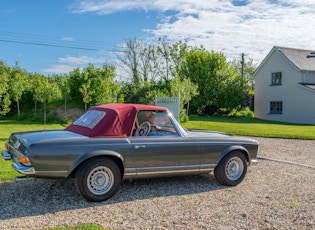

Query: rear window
[73,110,106,129]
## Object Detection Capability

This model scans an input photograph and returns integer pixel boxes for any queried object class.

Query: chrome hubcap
[225,157,244,181]
[87,166,114,195]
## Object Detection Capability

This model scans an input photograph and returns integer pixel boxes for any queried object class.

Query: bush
[229,108,254,117]
[180,108,189,123]
[180,114,189,123]
[60,117,72,125]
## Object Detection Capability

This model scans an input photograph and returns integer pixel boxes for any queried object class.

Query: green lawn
[182,116,315,140]
[1,117,314,182]
[43,224,107,230]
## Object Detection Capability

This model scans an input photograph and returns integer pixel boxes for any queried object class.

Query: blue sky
[1,0,315,75]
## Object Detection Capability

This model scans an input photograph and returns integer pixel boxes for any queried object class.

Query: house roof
[276,47,315,72]
[253,46,315,76]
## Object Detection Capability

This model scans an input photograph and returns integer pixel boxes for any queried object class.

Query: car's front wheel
[75,158,121,202]
[214,151,247,186]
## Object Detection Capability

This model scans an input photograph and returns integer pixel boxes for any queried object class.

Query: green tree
[170,75,198,112]
[181,49,244,114]
[29,73,44,117]
[68,67,82,107]
[0,61,11,115]
[230,55,257,91]
[115,38,142,88]
[8,63,29,118]
[155,38,191,81]
[69,63,119,109]
[31,74,61,124]
[117,38,193,104]
[79,73,94,111]
[53,74,70,118]
[87,63,119,105]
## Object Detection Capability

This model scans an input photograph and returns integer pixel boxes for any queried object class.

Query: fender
[68,150,125,176]
[217,145,249,164]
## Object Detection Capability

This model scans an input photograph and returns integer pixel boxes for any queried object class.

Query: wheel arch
[68,151,125,180]
[218,146,249,164]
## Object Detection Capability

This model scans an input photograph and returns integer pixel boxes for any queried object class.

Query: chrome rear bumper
[3,150,35,175]
[251,159,258,165]
[12,162,35,175]
[2,150,12,160]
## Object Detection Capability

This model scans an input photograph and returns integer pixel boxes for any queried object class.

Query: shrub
[180,114,189,123]
[229,108,254,117]
[180,108,189,123]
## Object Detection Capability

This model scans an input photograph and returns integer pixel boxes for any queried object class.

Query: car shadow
[0,174,227,220]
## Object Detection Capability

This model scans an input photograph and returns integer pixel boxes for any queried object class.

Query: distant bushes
[229,108,254,117]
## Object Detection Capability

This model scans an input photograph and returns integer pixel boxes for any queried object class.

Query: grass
[182,116,315,140]
[43,224,108,230]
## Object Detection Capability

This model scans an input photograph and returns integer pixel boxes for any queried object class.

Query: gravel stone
[0,137,314,230]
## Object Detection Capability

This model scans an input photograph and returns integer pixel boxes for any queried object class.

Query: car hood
[13,130,87,148]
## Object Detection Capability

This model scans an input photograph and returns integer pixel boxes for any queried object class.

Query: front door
[130,136,200,176]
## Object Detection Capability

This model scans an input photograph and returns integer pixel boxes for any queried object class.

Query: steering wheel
[135,121,151,136]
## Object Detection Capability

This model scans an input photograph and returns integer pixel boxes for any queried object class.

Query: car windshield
[73,110,106,129]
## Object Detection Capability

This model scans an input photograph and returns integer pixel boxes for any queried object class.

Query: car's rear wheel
[214,151,247,186]
[75,158,121,202]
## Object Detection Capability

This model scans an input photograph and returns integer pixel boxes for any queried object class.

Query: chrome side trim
[136,164,201,173]
[35,171,68,178]
[12,162,35,175]
[123,164,217,179]
[200,163,217,170]
[136,169,201,176]
[2,150,12,160]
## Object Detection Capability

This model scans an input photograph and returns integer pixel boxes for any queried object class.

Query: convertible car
[2,104,259,202]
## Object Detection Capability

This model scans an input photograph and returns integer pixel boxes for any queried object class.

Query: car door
[130,135,201,176]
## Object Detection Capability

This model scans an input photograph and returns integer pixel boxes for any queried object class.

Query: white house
[254,46,315,124]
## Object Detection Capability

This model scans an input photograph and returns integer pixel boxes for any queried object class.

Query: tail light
[19,155,31,166]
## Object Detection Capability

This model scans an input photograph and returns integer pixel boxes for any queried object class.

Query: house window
[271,72,282,85]
[270,101,283,114]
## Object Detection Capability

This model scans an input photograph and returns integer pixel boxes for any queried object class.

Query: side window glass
[134,110,178,137]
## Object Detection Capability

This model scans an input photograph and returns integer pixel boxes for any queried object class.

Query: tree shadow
[0,174,227,220]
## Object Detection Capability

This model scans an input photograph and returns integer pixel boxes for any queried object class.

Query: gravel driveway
[0,137,314,230]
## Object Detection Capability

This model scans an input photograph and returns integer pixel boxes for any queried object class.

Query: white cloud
[43,55,106,74]
[59,55,104,65]
[69,0,155,14]
[61,37,75,41]
[70,0,315,63]
[43,64,75,74]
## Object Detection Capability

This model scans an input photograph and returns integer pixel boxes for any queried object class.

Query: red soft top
[65,103,167,137]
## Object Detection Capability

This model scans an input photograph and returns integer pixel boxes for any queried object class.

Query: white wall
[254,51,315,124]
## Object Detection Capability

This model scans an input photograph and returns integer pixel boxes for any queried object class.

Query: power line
[0,30,121,51]
[0,39,99,51]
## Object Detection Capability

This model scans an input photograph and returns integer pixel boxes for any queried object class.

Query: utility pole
[241,53,244,88]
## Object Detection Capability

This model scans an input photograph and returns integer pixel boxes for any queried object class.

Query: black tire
[214,151,247,186]
[75,158,121,202]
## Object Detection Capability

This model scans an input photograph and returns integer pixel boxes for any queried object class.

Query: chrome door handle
[134,145,146,149]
